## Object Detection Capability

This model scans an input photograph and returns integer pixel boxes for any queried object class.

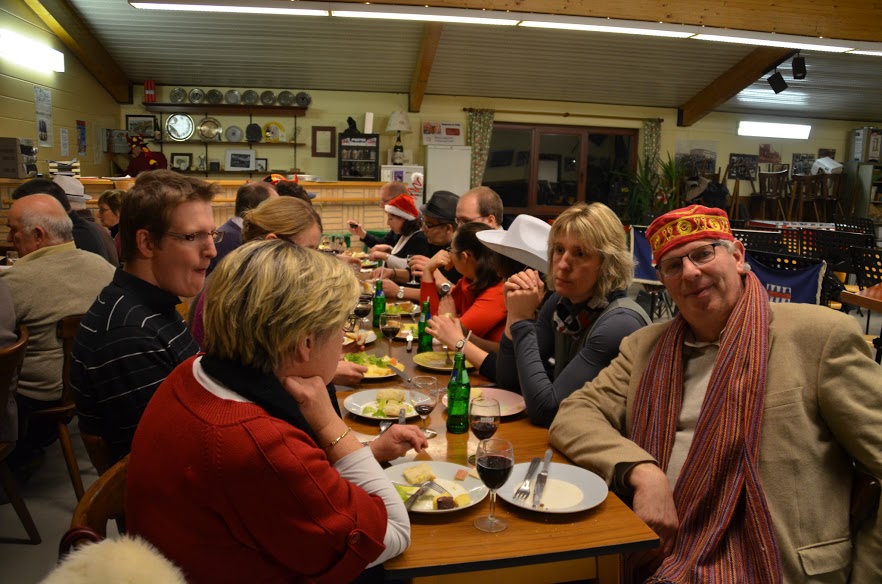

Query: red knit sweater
[127,356,388,583]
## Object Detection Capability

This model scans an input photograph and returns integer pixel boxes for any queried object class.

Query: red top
[127,356,388,583]
[125,150,168,177]
[421,278,506,342]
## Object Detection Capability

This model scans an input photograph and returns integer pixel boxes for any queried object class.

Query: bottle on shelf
[392,130,404,166]
[372,278,386,328]
[417,298,433,353]
[446,351,470,434]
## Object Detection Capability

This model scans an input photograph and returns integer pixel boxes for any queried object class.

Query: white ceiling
[67,0,882,122]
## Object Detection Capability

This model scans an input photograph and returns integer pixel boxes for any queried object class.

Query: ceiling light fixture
[692,31,854,53]
[792,52,806,79]
[330,4,519,25]
[129,0,329,16]
[767,69,788,93]
[0,29,65,73]
[518,15,694,38]
[738,121,811,139]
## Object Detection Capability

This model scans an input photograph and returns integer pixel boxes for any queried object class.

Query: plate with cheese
[386,461,488,513]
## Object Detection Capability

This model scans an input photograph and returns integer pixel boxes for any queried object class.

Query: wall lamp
[0,29,65,73]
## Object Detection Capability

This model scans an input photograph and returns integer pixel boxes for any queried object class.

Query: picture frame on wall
[255,158,268,172]
[126,115,158,139]
[224,149,256,171]
[170,153,192,172]
[312,126,336,158]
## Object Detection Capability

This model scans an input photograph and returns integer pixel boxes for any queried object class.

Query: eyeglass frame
[655,242,726,278]
[455,215,487,226]
[422,219,453,231]
[163,230,225,244]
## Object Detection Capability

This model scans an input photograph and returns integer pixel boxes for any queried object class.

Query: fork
[513,457,542,501]
[401,480,453,510]
[443,344,452,366]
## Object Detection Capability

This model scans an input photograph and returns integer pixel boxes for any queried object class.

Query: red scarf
[629,272,781,583]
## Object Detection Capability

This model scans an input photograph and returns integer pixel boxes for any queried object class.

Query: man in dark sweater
[72,170,219,462]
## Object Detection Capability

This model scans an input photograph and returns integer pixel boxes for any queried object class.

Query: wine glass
[379,313,401,353]
[352,295,373,346]
[474,438,514,533]
[334,235,347,254]
[468,397,501,465]
[5,251,18,266]
[405,254,419,285]
[411,377,438,438]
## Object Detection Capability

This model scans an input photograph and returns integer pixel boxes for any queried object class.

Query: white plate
[224,89,241,104]
[385,461,488,513]
[165,114,194,141]
[441,387,526,417]
[343,330,377,346]
[497,462,608,514]
[225,125,243,143]
[343,390,419,420]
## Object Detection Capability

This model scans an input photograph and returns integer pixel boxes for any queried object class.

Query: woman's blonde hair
[203,239,358,373]
[546,202,633,298]
[241,197,322,243]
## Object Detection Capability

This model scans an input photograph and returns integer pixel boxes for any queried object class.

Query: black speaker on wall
[768,71,789,94]
[792,55,807,79]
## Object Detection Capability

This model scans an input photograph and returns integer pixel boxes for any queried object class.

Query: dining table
[840,282,882,363]
[339,320,659,584]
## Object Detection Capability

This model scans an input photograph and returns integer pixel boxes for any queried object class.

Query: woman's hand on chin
[370,424,428,462]
[280,375,338,431]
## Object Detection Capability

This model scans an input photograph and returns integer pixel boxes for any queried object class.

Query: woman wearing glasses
[128,240,424,583]
[496,203,651,427]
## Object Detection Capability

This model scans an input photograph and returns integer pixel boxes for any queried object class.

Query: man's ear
[135,228,157,258]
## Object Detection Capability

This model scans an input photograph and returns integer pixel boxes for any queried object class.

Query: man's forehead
[659,238,716,261]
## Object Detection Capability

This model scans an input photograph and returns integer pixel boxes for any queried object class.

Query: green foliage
[622,153,686,224]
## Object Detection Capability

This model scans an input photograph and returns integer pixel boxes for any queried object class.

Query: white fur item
[41,535,187,584]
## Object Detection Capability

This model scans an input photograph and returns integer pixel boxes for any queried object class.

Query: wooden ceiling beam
[409,23,443,113]
[677,47,795,127]
[23,0,131,103]
[329,0,882,43]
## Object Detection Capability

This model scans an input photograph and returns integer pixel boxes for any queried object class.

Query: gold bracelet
[326,427,352,449]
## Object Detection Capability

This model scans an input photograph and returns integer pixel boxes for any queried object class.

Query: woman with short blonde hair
[497,203,651,427]
[241,196,322,243]
[128,240,417,582]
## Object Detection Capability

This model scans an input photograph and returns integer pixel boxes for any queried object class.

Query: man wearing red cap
[125,134,168,177]
[550,204,882,582]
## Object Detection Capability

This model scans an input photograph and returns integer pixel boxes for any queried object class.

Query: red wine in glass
[474,438,514,533]
[470,420,498,440]
[476,454,513,489]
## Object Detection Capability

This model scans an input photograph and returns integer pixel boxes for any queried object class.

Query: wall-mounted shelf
[144,103,307,116]
[153,140,305,147]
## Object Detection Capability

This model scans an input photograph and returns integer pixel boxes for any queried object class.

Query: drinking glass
[405,254,419,285]
[334,236,347,254]
[379,313,401,353]
[411,376,438,438]
[353,294,373,345]
[474,438,514,533]
[320,234,331,250]
[468,397,500,465]
[5,251,18,266]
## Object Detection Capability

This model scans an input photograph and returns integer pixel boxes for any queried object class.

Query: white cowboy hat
[476,214,550,273]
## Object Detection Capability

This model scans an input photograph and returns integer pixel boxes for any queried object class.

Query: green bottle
[372,279,385,328]
[417,298,433,353]
[446,351,470,434]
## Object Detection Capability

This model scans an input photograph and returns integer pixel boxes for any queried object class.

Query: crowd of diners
[2,168,879,583]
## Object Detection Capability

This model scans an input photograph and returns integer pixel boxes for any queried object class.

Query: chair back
[745,250,827,304]
[0,326,29,423]
[56,315,83,407]
[850,246,882,289]
[59,454,129,556]
[758,170,789,196]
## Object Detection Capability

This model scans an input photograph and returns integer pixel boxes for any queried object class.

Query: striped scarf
[629,271,781,583]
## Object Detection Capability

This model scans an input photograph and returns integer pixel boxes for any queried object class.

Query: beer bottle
[417,298,433,353]
[372,279,385,328]
[446,351,470,434]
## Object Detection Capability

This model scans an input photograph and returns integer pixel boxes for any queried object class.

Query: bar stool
[820,172,846,221]
[789,174,823,222]
[754,170,790,220]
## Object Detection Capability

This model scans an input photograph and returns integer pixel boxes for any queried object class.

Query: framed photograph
[170,153,192,172]
[255,158,268,172]
[727,153,758,181]
[224,149,256,172]
[312,126,336,158]
[126,115,157,138]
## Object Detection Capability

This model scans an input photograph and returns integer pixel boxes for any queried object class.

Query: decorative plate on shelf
[188,88,204,104]
[225,125,243,143]
[224,89,241,104]
[242,90,259,105]
[277,91,295,106]
[295,91,312,107]
[245,123,262,142]
[260,90,276,105]
[165,114,194,141]
[169,87,186,103]
[197,117,222,141]
[205,89,223,104]
[263,121,285,143]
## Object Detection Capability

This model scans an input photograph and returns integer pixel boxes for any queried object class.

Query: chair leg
[0,460,41,544]
[58,422,85,501]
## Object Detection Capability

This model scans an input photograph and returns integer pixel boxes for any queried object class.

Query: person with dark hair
[347,181,409,250]
[72,170,219,462]
[97,190,124,239]
[207,181,276,275]
[274,180,315,204]
[369,194,429,269]
[11,178,115,264]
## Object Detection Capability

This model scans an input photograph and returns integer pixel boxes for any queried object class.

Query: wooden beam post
[409,23,443,113]
[23,0,131,103]
[677,47,795,127]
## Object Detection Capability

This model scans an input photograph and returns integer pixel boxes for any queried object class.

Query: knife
[532,448,553,509]
[390,366,412,384]
[398,407,407,426]
[404,485,428,510]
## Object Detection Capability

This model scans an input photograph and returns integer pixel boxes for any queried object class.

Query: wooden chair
[58,454,128,557]
[789,174,824,222]
[82,432,114,477]
[754,170,790,220]
[0,326,41,544]
[29,315,85,500]
[820,173,847,221]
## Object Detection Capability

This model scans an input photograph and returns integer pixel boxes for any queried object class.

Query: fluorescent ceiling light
[849,50,882,56]
[737,88,807,105]
[129,0,328,16]
[738,121,811,139]
[693,32,853,53]
[519,16,694,38]
[0,29,64,72]
[331,5,518,25]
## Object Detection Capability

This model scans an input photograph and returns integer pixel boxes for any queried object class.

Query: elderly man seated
[550,204,882,582]
[1,195,115,468]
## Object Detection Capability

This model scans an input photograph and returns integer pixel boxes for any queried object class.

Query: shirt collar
[17,241,76,265]
[115,268,183,313]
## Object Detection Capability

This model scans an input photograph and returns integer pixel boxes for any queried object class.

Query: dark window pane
[538,133,580,207]
[485,128,531,208]
[587,134,633,211]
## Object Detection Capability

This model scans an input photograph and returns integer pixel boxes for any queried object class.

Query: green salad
[344,352,391,367]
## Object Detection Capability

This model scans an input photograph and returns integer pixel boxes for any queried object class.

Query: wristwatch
[439,282,452,296]
[397,286,406,299]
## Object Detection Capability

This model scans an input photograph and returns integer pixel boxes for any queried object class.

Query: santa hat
[385,194,419,221]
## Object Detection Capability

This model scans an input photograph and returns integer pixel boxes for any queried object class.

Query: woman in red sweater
[127,240,423,583]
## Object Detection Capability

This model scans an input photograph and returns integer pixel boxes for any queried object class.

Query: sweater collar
[17,241,76,265]
[114,268,182,314]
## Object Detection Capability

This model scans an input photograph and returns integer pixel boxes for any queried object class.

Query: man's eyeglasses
[164,230,224,244]
[98,206,111,214]
[423,220,451,230]
[656,243,725,278]
[455,215,486,226]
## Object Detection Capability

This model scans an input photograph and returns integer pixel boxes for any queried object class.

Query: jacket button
[349,532,361,544]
